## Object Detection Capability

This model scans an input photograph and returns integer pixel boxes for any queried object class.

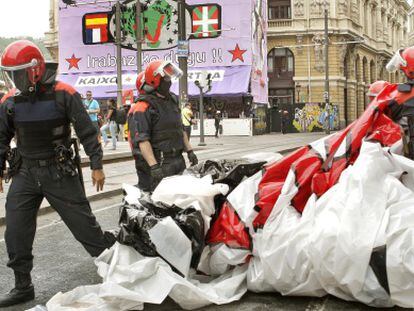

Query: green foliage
[0,37,52,61]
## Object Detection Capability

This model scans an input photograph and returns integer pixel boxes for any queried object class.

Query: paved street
[0,197,408,311]
[0,132,407,311]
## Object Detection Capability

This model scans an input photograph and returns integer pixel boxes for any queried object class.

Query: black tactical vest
[9,89,71,160]
[141,94,184,153]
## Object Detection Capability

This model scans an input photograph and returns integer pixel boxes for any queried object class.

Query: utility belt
[154,149,183,159]
[22,157,57,168]
[6,143,80,182]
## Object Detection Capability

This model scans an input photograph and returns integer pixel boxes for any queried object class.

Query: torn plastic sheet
[46,142,414,310]
[46,243,248,311]
[152,175,229,232]
[251,142,414,307]
[117,193,205,272]
[185,159,266,191]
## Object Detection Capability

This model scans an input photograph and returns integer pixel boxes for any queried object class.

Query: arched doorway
[268,47,295,132]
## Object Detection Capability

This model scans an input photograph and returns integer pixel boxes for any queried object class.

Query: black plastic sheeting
[369,245,390,295]
[186,159,266,191]
[117,196,205,270]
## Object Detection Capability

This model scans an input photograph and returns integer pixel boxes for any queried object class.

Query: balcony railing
[268,19,292,28]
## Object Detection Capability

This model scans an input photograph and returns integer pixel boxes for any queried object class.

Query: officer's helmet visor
[0,70,16,91]
[0,59,38,93]
[386,49,406,72]
[159,62,183,82]
[0,69,31,94]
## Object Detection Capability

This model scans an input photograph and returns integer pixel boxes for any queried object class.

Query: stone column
[383,14,389,43]
[376,6,381,39]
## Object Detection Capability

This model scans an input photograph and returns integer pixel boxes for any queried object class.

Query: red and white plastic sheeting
[45,84,414,309]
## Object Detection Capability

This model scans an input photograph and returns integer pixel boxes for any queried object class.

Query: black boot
[0,272,35,307]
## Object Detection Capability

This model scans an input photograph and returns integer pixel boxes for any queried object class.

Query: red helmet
[0,40,46,93]
[367,80,390,101]
[135,71,146,95]
[400,47,414,79]
[386,47,414,80]
[144,60,183,90]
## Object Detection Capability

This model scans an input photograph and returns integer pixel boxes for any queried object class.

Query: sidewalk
[0,132,326,225]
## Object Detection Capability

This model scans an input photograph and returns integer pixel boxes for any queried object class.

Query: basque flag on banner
[83,13,109,44]
[191,5,221,39]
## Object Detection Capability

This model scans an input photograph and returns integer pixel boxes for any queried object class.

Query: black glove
[150,163,164,190]
[187,150,198,166]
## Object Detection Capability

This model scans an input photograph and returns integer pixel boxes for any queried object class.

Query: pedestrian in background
[182,102,195,140]
[280,110,289,134]
[100,99,118,150]
[83,90,101,140]
[214,111,222,138]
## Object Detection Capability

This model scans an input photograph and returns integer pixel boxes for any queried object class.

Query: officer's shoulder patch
[55,81,77,95]
[134,101,150,113]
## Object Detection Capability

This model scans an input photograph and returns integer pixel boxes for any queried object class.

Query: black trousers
[5,162,112,274]
[135,155,186,192]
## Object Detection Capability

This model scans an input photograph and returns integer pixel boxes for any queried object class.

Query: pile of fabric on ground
[45,85,414,310]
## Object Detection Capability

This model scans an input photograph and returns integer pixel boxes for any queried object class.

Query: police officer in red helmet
[385,46,414,159]
[0,40,115,307]
[129,60,198,191]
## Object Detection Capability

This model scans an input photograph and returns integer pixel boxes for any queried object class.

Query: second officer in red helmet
[129,60,198,192]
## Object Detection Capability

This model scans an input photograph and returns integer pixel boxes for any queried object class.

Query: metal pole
[324,8,330,134]
[198,87,206,146]
[178,0,188,107]
[115,1,123,108]
[136,0,143,72]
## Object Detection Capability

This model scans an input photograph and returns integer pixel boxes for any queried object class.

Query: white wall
[191,118,253,136]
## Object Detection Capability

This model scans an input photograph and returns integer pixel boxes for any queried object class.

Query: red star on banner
[65,54,82,70]
[228,44,247,63]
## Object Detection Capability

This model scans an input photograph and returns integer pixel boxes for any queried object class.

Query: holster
[54,145,77,177]
[5,147,22,183]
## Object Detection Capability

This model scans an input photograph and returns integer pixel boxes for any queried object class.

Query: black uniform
[387,82,414,159]
[128,94,185,191]
[0,81,113,274]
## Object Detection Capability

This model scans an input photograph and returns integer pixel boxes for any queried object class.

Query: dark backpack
[115,107,127,124]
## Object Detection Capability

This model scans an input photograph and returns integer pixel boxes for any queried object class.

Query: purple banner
[58,0,267,103]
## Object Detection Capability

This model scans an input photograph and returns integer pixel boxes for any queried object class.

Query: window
[269,88,294,105]
[267,48,294,78]
[268,0,291,20]
[267,55,274,73]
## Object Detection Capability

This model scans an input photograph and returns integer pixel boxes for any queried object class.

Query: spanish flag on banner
[83,13,109,44]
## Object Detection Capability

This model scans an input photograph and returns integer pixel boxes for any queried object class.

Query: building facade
[267,0,410,128]
[44,0,59,61]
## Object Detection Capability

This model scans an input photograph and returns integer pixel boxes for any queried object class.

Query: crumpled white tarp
[46,243,247,311]
[251,142,414,307]
[46,144,414,310]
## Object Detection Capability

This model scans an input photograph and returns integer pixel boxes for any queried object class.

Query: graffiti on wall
[292,103,339,132]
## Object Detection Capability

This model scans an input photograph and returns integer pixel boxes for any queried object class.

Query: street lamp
[195,72,212,146]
